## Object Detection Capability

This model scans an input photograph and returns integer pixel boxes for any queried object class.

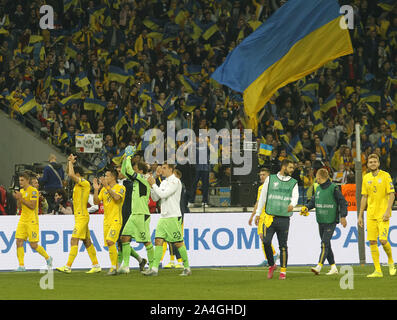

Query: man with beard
[254,159,299,280]
[358,153,396,277]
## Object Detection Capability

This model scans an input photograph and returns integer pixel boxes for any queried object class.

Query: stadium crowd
[0,0,397,210]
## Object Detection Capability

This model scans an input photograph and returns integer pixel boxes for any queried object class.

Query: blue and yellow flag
[115,115,128,138]
[65,43,79,59]
[84,98,106,115]
[289,135,303,155]
[359,91,381,104]
[320,93,337,113]
[75,71,90,88]
[211,0,353,134]
[312,104,322,121]
[313,118,325,133]
[59,91,83,106]
[19,94,40,115]
[112,149,125,165]
[259,143,273,156]
[108,66,134,84]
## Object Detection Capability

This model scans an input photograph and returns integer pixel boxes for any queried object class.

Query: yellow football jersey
[72,177,90,218]
[257,184,266,218]
[98,184,125,225]
[257,183,275,227]
[19,186,39,224]
[362,170,395,220]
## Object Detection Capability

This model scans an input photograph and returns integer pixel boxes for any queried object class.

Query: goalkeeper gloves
[125,145,137,157]
[300,206,309,216]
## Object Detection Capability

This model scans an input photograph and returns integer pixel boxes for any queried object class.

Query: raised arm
[93,178,101,205]
[67,155,80,184]
[151,179,179,200]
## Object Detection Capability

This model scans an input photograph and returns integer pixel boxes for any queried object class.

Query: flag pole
[355,123,365,265]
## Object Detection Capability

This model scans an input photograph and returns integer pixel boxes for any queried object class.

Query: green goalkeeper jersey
[121,156,150,215]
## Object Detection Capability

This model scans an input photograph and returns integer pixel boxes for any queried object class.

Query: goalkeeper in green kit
[118,146,155,274]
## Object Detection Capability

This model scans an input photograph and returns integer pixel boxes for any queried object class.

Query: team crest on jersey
[274,182,279,187]
[378,179,382,183]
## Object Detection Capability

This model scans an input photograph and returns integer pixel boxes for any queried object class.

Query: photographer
[51,189,72,215]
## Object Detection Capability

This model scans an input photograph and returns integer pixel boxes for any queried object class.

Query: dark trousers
[190,170,209,204]
[318,223,336,265]
[263,216,290,268]
[43,190,57,213]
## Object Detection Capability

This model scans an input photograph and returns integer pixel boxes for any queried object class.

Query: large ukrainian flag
[211,0,353,133]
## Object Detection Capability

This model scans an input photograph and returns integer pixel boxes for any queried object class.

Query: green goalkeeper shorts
[121,214,151,243]
[155,216,184,243]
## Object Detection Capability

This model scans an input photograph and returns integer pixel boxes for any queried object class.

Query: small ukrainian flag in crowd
[259,143,273,156]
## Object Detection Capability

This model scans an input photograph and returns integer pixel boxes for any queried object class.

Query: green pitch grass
[1,265,396,300]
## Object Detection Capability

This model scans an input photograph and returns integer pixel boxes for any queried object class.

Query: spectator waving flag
[211,0,353,134]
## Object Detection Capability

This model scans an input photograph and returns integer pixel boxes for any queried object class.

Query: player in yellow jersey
[248,168,278,266]
[358,153,396,278]
[93,169,126,275]
[57,155,100,274]
[13,172,52,271]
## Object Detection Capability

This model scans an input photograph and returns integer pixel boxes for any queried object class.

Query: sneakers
[279,272,286,280]
[86,265,101,274]
[311,265,321,275]
[106,268,117,276]
[187,202,195,208]
[267,264,277,279]
[367,270,383,278]
[142,268,158,276]
[179,268,192,276]
[46,256,53,268]
[14,266,26,272]
[202,202,209,208]
[164,262,175,269]
[389,264,396,276]
[326,265,338,275]
[118,266,130,274]
[56,265,71,274]
[175,263,184,269]
[139,258,147,272]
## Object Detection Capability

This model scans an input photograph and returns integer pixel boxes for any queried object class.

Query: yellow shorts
[257,217,265,236]
[367,218,390,241]
[104,223,122,246]
[16,222,39,242]
[72,219,90,240]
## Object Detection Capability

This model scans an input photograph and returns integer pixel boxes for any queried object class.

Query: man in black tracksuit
[301,168,348,275]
